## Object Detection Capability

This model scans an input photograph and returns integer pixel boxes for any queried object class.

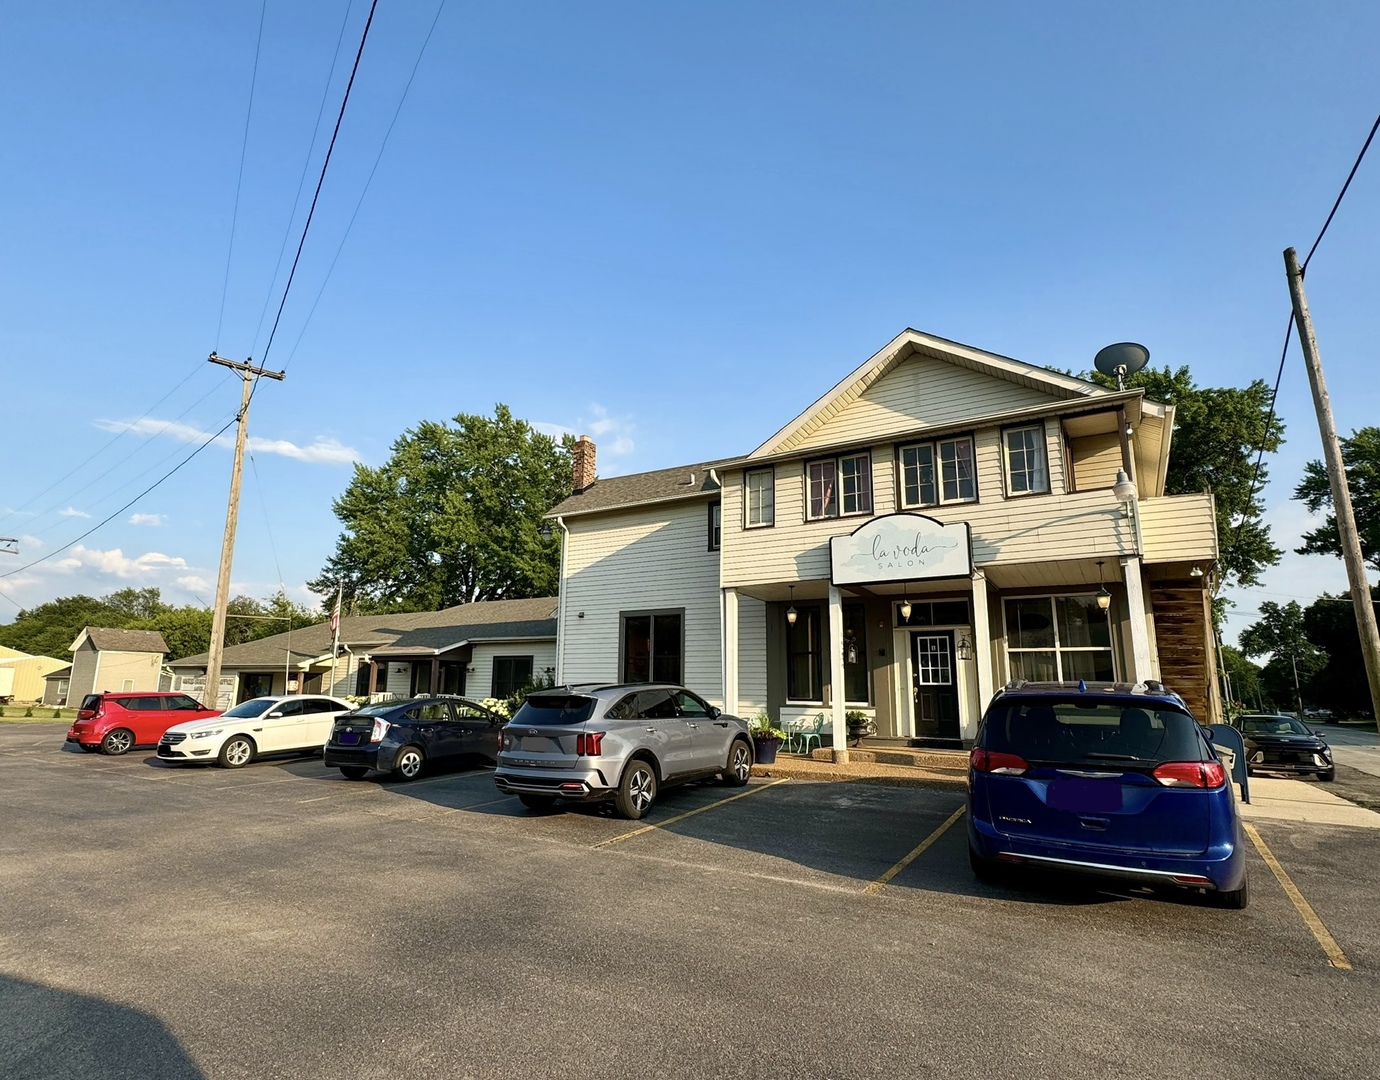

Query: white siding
[560,502,723,703]
[469,641,558,700]
[1139,493,1217,564]
[737,595,768,718]
[785,354,1059,453]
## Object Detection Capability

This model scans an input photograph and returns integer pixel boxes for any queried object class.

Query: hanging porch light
[899,582,912,622]
[1095,559,1112,612]
[786,584,798,626]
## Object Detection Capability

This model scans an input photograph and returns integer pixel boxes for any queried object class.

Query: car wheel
[339,766,369,780]
[518,793,557,811]
[1214,872,1249,910]
[1318,768,1336,782]
[391,745,424,782]
[615,758,658,820]
[99,729,135,756]
[218,735,255,769]
[720,738,752,787]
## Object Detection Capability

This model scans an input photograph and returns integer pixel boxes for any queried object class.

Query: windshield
[981,697,1205,766]
[221,699,275,719]
[511,695,596,726]
[1242,716,1312,736]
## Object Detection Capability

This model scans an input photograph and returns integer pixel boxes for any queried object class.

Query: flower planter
[752,735,781,765]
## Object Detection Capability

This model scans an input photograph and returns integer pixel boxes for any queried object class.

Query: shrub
[23,706,34,717]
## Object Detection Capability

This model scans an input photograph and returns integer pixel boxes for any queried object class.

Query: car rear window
[981,697,1205,766]
[511,695,596,725]
[80,695,102,711]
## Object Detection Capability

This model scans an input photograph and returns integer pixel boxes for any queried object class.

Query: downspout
[555,516,569,685]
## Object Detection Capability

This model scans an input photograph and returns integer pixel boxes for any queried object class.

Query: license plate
[339,731,359,745]
[520,737,556,753]
[1048,778,1122,813]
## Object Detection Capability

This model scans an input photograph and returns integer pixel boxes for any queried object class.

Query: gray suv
[494,684,754,819]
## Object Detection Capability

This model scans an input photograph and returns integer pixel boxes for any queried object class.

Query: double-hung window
[806,452,871,520]
[745,468,775,527]
[708,501,721,551]
[899,436,976,507]
[1004,424,1050,496]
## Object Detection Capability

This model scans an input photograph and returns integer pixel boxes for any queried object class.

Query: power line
[259,0,381,374]
[0,417,240,583]
[285,0,449,367]
[216,0,269,351]
[1221,109,1380,578]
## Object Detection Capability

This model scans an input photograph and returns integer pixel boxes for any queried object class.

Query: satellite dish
[1094,342,1150,390]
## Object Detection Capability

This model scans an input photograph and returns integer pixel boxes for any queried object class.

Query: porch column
[971,570,994,721]
[366,661,378,696]
[828,584,848,764]
[430,656,440,696]
[1120,555,1154,681]
[722,588,740,716]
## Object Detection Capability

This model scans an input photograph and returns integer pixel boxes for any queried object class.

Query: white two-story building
[547,329,1221,758]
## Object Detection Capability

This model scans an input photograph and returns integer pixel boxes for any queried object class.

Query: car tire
[218,735,255,769]
[615,757,658,820]
[1214,872,1249,910]
[1318,768,1336,782]
[339,766,369,780]
[99,729,135,756]
[518,793,557,811]
[391,745,424,782]
[720,738,752,787]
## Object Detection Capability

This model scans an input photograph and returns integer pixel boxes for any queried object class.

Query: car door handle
[687,723,698,729]
[645,727,656,733]
[714,721,729,727]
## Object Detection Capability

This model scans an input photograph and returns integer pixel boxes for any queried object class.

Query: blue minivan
[967,682,1248,908]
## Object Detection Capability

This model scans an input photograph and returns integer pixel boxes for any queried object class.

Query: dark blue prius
[323,696,505,782]
[967,682,1248,908]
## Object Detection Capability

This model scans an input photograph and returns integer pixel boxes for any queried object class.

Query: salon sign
[829,512,972,586]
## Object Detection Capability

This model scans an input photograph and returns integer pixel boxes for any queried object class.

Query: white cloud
[176,575,212,594]
[533,405,637,468]
[94,418,360,465]
[129,513,165,527]
[51,545,189,579]
[59,507,90,518]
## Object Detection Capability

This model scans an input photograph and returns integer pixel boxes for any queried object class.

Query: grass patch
[0,706,76,723]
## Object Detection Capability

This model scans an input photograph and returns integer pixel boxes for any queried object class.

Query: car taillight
[500,732,514,751]
[369,718,390,743]
[1152,760,1226,789]
[970,748,1028,775]
[575,732,605,756]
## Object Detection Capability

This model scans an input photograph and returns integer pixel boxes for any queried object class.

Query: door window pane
[746,469,775,526]
[623,613,683,684]
[807,460,838,519]
[839,454,872,515]
[913,636,953,685]
[652,614,682,683]
[786,607,822,701]
[843,603,869,703]
[900,444,936,507]
[623,616,652,683]
[1005,425,1049,494]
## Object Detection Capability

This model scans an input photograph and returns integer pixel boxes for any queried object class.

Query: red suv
[67,692,222,756]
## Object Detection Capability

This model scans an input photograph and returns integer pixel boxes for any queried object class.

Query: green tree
[1238,600,1326,713]
[310,405,571,611]
[1302,589,1380,718]
[1294,426,1380,571]
[0,594,124,658]
[1219,644,1267,713]
[1089,365,1283,588]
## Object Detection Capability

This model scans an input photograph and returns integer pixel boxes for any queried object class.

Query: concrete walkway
[1239,775,1380,830]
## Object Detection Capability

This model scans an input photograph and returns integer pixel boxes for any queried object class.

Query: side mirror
[266,710,282,719]
[709,706,721,719]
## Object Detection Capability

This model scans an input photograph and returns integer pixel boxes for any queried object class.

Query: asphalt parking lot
[2,721,1378,1080]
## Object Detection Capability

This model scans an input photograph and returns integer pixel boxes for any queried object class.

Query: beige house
[166,597,558,709]
[0,650,70,703]
[548,329,1220,754]
[62,627,169,706]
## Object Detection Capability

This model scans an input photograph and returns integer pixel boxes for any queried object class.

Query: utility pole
[1284,247,1380,733]
[202,353,285,709]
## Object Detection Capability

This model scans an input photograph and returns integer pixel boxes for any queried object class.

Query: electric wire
[215,0,269,351]
[284,0,449,368]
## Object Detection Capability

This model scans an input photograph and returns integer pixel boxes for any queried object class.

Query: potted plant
[846,709,876,746]
[749,713,787,765]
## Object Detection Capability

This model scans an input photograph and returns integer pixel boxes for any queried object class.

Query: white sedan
[157,694,355,769]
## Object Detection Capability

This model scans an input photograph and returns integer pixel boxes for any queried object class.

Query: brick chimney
[572,435,596,493]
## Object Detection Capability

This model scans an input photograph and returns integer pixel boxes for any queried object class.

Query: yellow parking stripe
[593,779,790,848]
[864,804,966,895]
[1244,822,1352,971]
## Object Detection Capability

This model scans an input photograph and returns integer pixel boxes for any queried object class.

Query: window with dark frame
[1004,424,1050,496]
[806,452,872,520]
[899,436,976,507]
[622,612,683,684]
[786,606,823,701]
[492,655,535,699]
[745,468,775,527]
[843,603,869,704]
[708,501,721,551]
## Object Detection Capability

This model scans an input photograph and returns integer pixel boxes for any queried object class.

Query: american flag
[330,596,341,635]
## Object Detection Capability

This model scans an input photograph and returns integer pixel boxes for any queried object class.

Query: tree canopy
[309,405,571,612]
[1294,426,1380,571]
[1238,600,1326,713]
[1089,365,1283,588]
[0,587,316,662]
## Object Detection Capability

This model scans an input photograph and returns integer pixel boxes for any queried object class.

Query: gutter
[555,515,569,683]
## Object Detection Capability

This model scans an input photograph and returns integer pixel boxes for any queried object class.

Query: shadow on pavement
[0,974,204,1080]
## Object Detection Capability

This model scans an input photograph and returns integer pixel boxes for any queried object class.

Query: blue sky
[1,0,1377,644]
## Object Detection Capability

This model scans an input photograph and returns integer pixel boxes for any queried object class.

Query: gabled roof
[168,596,558,669]
[0,645,31,659]
[71,627,170,655]
[547,461,730,519]
[44,665,74,681]
[749,328,1113,458]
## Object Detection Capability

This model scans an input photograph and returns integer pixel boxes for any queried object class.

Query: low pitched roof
[71,627,170,655]
[44,664,74,681]
[168,596,558,670]
[547,460,731,519]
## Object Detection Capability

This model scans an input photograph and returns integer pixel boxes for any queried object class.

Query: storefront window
[786,606,823,701]
[843,603,869,704]
[622,612,683,684]
[1004,596,1114,682]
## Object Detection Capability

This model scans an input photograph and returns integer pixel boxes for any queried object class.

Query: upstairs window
[1004,424,1050,496]
[806,452,872,520]
[708,501,721,551]
[899,436,976,507]
[745,468,775,527]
